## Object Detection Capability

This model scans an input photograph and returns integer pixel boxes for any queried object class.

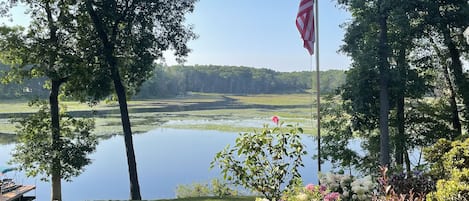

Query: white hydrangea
[351,175,376,201]
[319,172,352,191]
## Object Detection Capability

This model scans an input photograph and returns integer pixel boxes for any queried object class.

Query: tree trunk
[430,40,462,136]
[85,1,142,199]
[404,149,411,173]
[444,70,462,136]
[112,69,142,200]
[441,26,469,130]
[378,1,391,166]
[45,2,62,199]
[395,48,407,167]
[50,80,62,201]
[396,88,405,166]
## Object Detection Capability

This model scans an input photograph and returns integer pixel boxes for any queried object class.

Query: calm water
[0,128,328,201]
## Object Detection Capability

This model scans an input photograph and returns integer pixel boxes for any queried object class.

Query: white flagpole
[314,0,321,177]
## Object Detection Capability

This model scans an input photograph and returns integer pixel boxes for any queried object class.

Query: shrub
[373,166,427,201]
[211,120,307,201]
[424,138,469,200]
[427,169,469,201]
[319,172,374,201]
[176,182,211,198]
[211,178,239,197]
[388,170,435,196]
[175,179,239,198]
[281,182,340,201]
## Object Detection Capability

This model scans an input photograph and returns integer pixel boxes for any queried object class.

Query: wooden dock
[0,185,35,201]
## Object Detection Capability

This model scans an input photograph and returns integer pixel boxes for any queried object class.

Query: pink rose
[305,183,315,192]
[272,116,279,125]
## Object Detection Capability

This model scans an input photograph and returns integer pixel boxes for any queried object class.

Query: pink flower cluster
[324,192,340,201]
[305,183,327,194]
[304,184,340,201]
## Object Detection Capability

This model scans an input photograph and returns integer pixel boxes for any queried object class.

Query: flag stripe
[296,0,315,55]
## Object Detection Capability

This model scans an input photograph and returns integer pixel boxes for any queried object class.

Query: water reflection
[0,128,328,201]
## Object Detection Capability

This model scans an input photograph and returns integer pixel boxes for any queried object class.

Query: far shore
[0,93,322,140]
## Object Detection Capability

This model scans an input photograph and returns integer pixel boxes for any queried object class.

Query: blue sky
[1,0,352,72]
[163,0,352,72]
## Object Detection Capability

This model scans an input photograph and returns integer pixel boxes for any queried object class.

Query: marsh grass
[0,93,320,135]
[228,93,313,106]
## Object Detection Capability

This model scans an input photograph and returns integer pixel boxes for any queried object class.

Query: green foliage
[176,179,239,199]
[83,0,197,99]
[0,63,347,100]
[424,138,469,180]
[321,95,383,174]
[211,178,239,198]
[157,196,257,201]
[9,100,97,181]
[321,95,456,175]
[424,138,469,200]
[401,99,456,147]
[135,65,346,99]
[423,139,453,180]
[176,183,211,198]
[281,182,335,201]
[211,123,307,201]
[426,169,469,201]
[320,96,361,172]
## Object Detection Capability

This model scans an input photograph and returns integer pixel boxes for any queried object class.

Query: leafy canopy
[10,100,98,181]
[212,123,307,201]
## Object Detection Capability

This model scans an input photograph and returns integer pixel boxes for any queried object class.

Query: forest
[0,64,346,99]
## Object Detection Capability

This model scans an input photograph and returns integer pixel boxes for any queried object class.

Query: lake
[0,128,330,201]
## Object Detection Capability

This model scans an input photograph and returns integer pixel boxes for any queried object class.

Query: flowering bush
[212,117,307,201]
[281,182,340,201]
[318,172,375,201]
[351,175,375,200]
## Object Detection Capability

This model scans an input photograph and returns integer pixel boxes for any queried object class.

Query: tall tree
[386,0,428,169]
[417,0,469,127]
[376,0,391,166]
[0,0,100,200]
[337,0,392,166]
[337,0,435,170]
[82,0,197,199]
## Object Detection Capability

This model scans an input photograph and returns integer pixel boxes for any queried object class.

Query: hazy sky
[164,0,351,72]
[1,0,352,72]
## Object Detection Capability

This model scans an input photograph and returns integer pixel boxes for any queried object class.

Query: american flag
[296,0,315,55]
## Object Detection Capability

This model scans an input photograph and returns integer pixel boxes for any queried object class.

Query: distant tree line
[134,65,346,98]
[1,64,346,100]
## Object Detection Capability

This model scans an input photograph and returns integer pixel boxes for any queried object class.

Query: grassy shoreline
[0,93,318,137]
